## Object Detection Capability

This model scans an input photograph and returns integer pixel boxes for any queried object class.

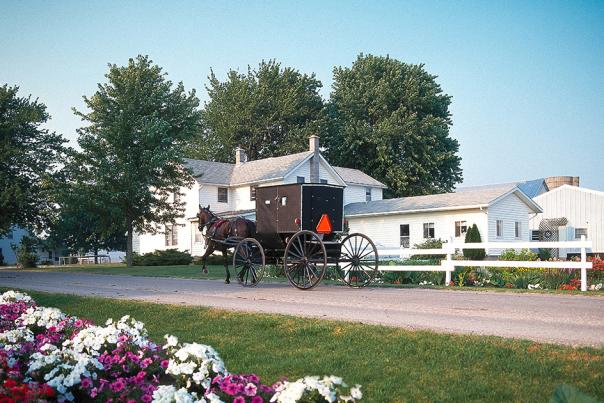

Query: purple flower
[110,378,126,393]
[233,397,246,403]
[81,377,93,389]
[141,394,153,402]
[247,374,260,383]
[160,360,169,369]
[252,397,264,403]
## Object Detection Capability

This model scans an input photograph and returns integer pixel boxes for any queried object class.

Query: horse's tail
[246,219,256,237]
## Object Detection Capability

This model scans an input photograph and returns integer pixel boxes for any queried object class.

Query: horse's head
[197,205,215,231]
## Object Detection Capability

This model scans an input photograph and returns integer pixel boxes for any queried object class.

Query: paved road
[1,270,603,347]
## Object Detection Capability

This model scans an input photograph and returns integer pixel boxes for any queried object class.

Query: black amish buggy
[228,183,380,290]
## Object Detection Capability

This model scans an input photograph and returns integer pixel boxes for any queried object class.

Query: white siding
[487,192,534,255]
[283,158,344,185]
[344,185,384,205]
[531,186,604,254]
[347,209,488,250]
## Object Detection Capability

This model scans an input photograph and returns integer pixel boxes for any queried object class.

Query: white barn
[345,183,543,255]
[530,185,604,256]
[134,136,386,255]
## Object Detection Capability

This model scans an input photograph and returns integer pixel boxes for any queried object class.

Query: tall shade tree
[0,85,67,236]
[73,55,201,266]
[323,54,463,197]
[188,60,325,162]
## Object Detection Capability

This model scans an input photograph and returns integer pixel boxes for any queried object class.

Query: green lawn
[4,288,603,402]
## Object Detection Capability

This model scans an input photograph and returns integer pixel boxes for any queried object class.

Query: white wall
[531,186,604,254]
[487,192,534,255]
[344,185,383,205]
[284,157,343,185]
[347,208,488,250]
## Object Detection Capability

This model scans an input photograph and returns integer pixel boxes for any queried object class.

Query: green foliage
[131,249,193,266]
[11,235,38,268]
[463,224,486,260]
[539,248,552,260]
[323,54,462,197]
[72,55,201,266]
[188,60,325,162]
[412,238,445,260]
[0,85,68,236]
[499,248,538,261]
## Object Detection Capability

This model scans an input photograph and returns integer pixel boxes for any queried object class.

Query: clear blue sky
[2,0,603,190]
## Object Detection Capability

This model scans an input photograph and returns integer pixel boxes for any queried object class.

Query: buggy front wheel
[233,238,265,287]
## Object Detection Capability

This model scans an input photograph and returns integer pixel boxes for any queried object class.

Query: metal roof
[345,183,542,217]
[333,166,387,188]
[456,179,548,199]
[184,152,384,188]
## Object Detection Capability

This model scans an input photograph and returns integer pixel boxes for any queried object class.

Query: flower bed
[0,291,362,402]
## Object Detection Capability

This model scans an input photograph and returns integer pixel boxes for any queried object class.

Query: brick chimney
[309,135,320,183]
[235,147,247,165]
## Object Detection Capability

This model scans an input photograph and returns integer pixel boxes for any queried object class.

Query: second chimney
[235,147,247,165]
[309,135,320,183]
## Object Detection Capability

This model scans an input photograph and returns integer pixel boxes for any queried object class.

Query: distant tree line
[0,54,462,265]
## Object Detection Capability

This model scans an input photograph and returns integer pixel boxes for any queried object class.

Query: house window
[531,230,540,241]
[250,186,256,201]
[365,187,372,202]
[496,220,503,238]
[515,221,521,238]
[400,224,410,248]
[217,187,228,203]
[297,176,305,184]
[455,221,467,237]
[165,225,178,246]
[575,228,588,239]
[320,179,328,184]
[423,223,435,239]
[193,222,202,243]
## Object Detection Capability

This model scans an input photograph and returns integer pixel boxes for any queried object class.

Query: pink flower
[74,319,83,328]
[160,360,169,369]
[48,326,57,332]
[110,379,126,393]
[247,374,260,383]
[141,394,153,402]
[140,357,153,368]
[224,383,239,395]
[252,397,264,403]
[81,377,93,389]
[244,382,258,396]
[234,397,245,403]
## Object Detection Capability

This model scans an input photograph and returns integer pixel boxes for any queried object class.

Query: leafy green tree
[0,85,67,236]
[463,224,486,260]
[188,60,325,162]
[73,55,201,266]
[324,54,462,197]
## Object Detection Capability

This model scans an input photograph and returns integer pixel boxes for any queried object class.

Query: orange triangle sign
[316,214,333,234]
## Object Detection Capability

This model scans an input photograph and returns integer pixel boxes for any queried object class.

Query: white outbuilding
[345,183,543,256]
[530,185,604,256]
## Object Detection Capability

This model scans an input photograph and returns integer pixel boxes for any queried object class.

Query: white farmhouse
[530,185,604,256]
[345,183,542,255]
[134,136,386,255]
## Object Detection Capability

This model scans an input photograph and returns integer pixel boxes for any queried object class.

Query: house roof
[345,183,542,217]
[534,184,604,199]
[333,166,387,188]
[456,178,548,199]
[184,152,384,188]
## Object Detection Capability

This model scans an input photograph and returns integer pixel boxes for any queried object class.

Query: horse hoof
[225,279,230,284]
[202,269,209,275]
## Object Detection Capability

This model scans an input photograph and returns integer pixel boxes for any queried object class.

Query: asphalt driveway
[1,270,603,347]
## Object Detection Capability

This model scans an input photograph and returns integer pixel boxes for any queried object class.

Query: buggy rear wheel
[338,233,379,288]
[233,238,265,287]
[284,230,327,290]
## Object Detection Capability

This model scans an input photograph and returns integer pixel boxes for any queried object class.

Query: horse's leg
[201,243,213,275]
[223,247,230,284]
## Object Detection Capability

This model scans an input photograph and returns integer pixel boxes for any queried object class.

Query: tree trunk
[126,223,133,267]
[94,247,99,264]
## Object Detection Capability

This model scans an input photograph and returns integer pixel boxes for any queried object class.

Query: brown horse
[197,205,256,284]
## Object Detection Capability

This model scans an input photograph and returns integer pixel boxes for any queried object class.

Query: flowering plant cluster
[0,291,363,402]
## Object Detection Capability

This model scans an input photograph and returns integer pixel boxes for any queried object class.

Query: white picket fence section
[375,236,593,291]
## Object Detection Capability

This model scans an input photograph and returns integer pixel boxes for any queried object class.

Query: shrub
[499,248,538,261]
[11,236,38,268]
[412,238,445,260]
[463,224,485,260]
[131,249,193,266]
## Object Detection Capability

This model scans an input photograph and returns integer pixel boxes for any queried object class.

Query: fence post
[580,235,587,292]
[444,236,454,286]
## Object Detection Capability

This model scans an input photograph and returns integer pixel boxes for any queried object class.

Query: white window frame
[297,176,305,184]
[575,228,588,239]
[496,220,503,238]
[193,221,202,244]
[423,223,435,239]
[515,221,521,239]
[455,221,467,238]
[400,224,410,248]
[365,187,372,202]
[250,186,256,201]
[165,225,178,246]
[217,187,228,203]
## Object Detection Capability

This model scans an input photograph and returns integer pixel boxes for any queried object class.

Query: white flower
[165,335,179,347]
[0,290,33,304]
[351,385,363,399]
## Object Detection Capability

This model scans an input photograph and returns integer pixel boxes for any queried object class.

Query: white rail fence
[375,236,593,292]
